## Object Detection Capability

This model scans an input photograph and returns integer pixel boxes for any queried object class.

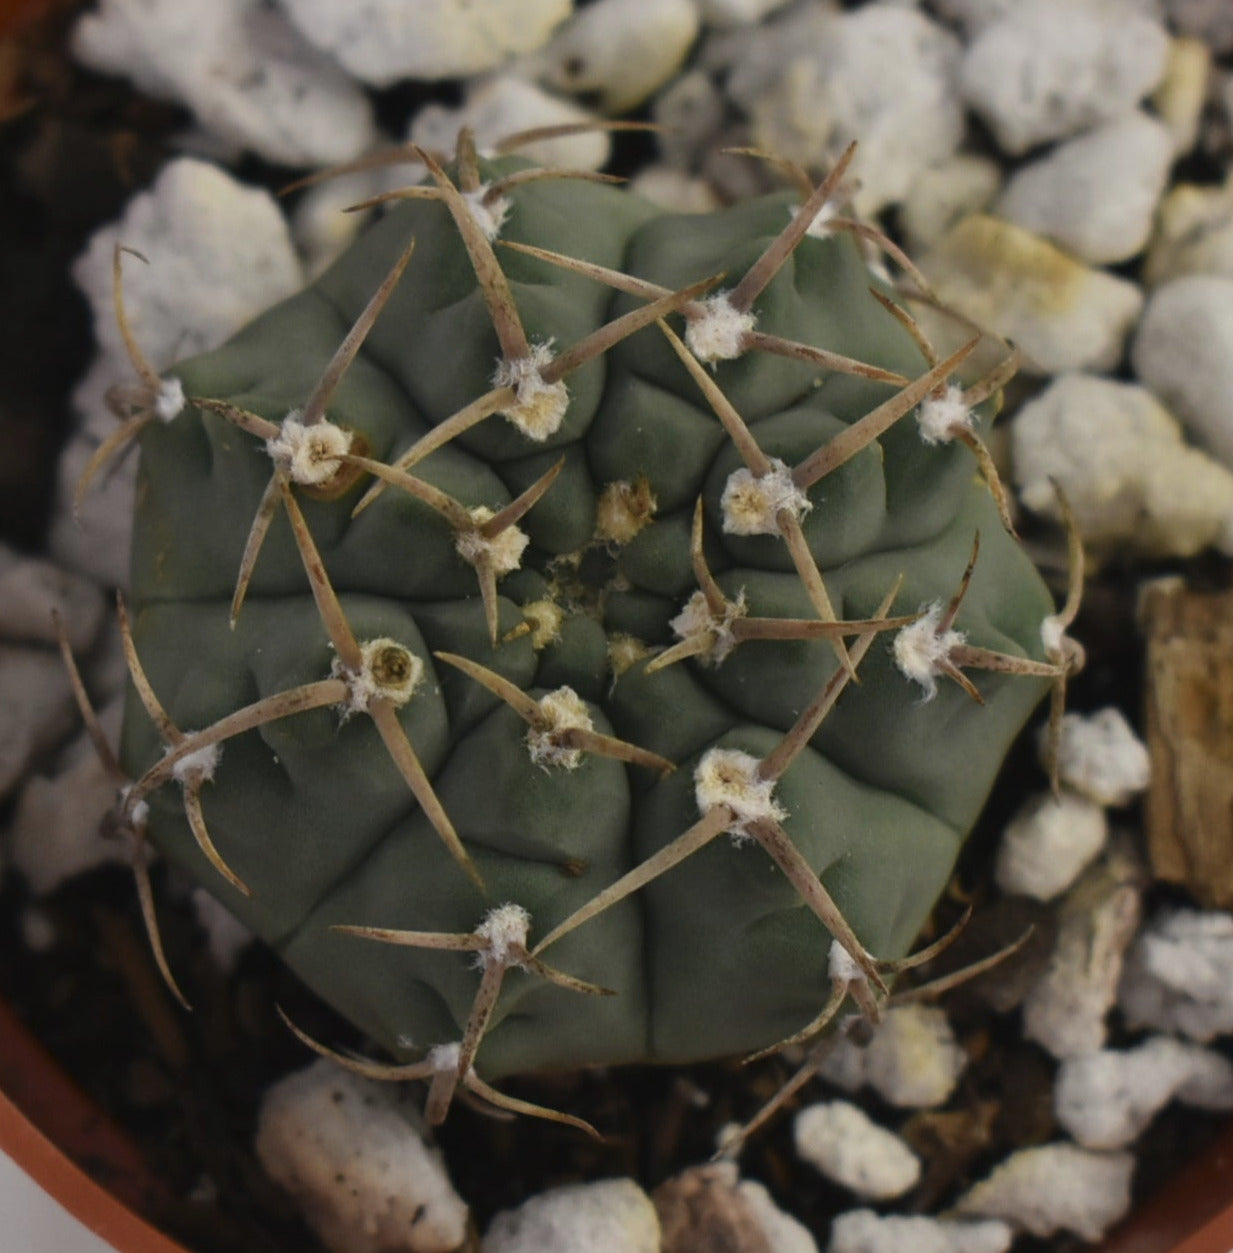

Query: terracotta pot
[0,999,190,1253]
[4,987,1233,1253]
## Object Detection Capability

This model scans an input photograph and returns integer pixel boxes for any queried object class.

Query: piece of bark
[1141,578,1233,907]
[654,1164,774,1253]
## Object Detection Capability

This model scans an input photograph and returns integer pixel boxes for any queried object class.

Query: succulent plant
[76,133,1078,1133]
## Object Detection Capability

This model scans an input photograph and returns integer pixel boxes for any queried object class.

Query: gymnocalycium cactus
[75,132,1081,1135]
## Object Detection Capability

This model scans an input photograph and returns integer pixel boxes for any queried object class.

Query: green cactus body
[120,153,1055,1090]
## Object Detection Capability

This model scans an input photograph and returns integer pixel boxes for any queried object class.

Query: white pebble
[1012,372,1233,558]
[821,1005,967,1108]
[0,545,104,652]
[1023,844,1144,1058]
[483,1178,659,1253]
[528,0,701,113]
[653,70,726,169]
[995,791,1108,902]
[1056,1035,1233,1149]
[1152,36,1211,157]
[1047,709,1151,806]
[920,216,1143,375]
[696,0,795,26]
[735,6,964,215]
[55,158,302,587]
[996,112,1174,265]
[960,0,1169,156]
[628,166,722,214]
[899,153,1002,253]
[827,1209,1013,1253]
[0,647,78,803]
[411,75,610,172]
[737,1176,819,1253]
[1119,908,1233,1042]
[955,1143,1134,1241]
[281,0,570,85]
[794,1102,920,1200]
[7,701,128,894]
[255,1060,468,1253]
[1147,173,1233,287]
[1133,276,1233,471]
[72,0,374,166]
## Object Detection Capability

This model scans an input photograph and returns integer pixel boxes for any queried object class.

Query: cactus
[81,134,1078,1132]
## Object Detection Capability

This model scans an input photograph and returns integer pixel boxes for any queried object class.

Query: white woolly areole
[829,939,868,987]
[460,185,510,242]
[790,200,839,240]
[526,686,593,770]
[121,787,150,828]
[428,1042,462,1074]
[154,376,186,423]
[1041,614,1065,656]
[521,599,563,650]
[893,602,965,701]
[492,342,569,440]
[169,740,222,785]
[668,588,748,666]
[685,293,757,363]
[265,414,352,486]
[455,507,530,576]
[721,459,812,536]
[474,903,532,967]
[917,384,974,446]
[694,747,786,842]
[333,638,423,717]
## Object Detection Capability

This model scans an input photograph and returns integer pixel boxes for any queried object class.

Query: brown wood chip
[1141,579,1233,908]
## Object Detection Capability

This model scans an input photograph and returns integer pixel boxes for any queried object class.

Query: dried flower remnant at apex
[71,130,1064,1134]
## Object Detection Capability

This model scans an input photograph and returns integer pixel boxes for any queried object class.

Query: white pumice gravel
[1055,1035,1233,1150]
[898,153,1002,253]
[820,1005,968,1108]
[0,545,104,653]
[1146,173,1233,286]
[1133,276,1233,472]
[733,4,964,214]
[0,647,79,803]
[652,69,726,170]
[920,216,1144,375]
[629,166,723,213]
[1119,908,1233,1042]
[794,1101,920,1200]
[994,790,1109,902]
[6,699,127,895]
[56,157,303,588]
[483,1178,660,1253]
[827,1209,1014,1253]
[954,1142,1135,1242]
[696,0,796,27]
[1012,372,1233,558]
[1152,36,1212,158]
[995,112,1175,266]
[410,75,609,172]
[279,0,572,86]
[959,0,1170,156]
[72,0,375,166]
[1023,843,1145,1058]
[255,1059,468,1253]
[1045,709,1151,807]
[526,0,701,113]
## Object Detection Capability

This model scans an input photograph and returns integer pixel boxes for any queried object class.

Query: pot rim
[0,1000,191,1253]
